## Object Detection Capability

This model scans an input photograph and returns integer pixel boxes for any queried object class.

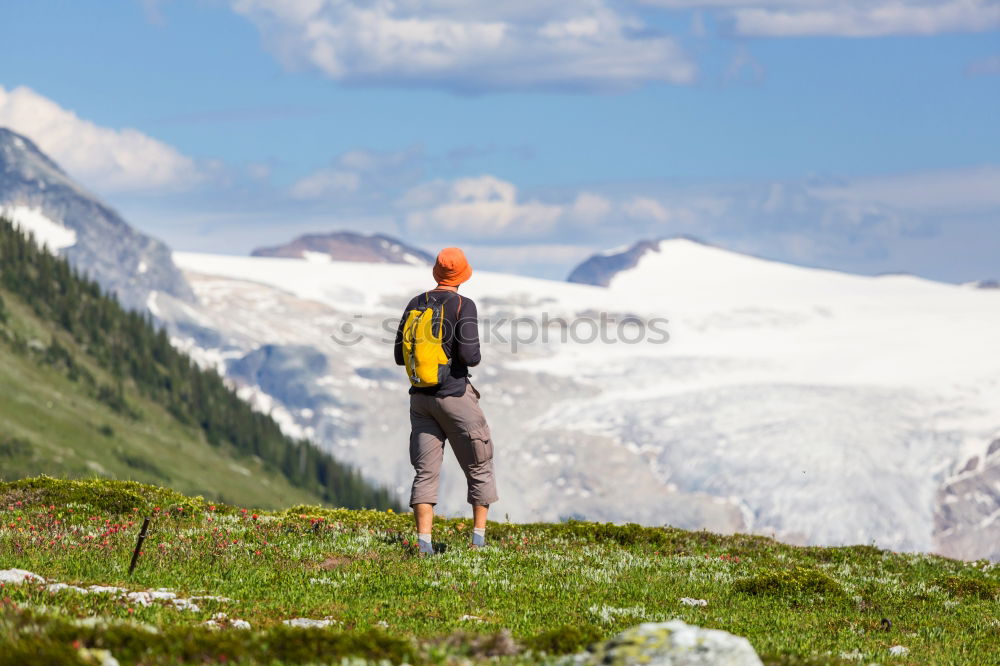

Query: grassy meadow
[0,477,998,665]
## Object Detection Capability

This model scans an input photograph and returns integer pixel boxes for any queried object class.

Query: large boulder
[576,621,762,666]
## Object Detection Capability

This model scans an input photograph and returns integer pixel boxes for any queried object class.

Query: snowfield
[164,240,1000,558]
[1,204,76,251]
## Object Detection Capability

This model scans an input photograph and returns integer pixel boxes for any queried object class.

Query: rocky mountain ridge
[251,231,432,265]
[0,127,193,311]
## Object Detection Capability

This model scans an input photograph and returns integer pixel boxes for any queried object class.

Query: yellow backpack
[401,291,462,388]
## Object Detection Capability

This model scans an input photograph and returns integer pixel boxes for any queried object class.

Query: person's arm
[454,298,481,367]
[393,302,412,366]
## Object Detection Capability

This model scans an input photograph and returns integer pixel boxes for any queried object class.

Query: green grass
[0,287,326,509]
[1,478,998,665]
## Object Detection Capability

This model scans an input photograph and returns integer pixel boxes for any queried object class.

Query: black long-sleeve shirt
[394,289,481,397]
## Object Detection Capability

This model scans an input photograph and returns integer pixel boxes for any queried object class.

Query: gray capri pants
[409,386,499,507]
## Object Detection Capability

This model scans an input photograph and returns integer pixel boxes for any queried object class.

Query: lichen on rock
[574,620,762,666]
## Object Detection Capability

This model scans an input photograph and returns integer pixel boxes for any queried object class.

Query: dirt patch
[439,629,521,658]
[316,551,379,570]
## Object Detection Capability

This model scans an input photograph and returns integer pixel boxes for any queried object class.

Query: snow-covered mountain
[567,238,670,286]
[155,238,1000,560]
[0,128,193,310]
[251,231,432,266]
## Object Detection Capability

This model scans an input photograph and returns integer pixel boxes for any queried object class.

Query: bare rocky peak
[252,231,433,266]
[567,235,708,287]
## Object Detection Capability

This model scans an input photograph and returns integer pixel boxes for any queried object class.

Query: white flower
[283,618,337,628]
[680,597,708,607]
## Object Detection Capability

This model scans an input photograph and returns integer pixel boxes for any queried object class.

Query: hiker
[394,247,498,554]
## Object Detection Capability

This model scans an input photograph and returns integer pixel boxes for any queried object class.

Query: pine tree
[0,216,398,510]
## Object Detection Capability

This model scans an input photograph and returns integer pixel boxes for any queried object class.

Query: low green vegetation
[1,477,998,665]
[0,216,397,510]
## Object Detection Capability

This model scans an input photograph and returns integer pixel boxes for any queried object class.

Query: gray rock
[251,231,432,265]
[575,621,762,666]
[0,127,194,311]
[934,433,1000,562]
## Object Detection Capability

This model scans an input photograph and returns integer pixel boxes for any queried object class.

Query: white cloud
[290,169,361,198]
[571,192,613,224]
[624,196,673,223]
[289,146,424,200]
[0,85,201,193]
[405,175,563,238]
[810,165,1000,212]
[229,0,696,92]
[966,54,1000,75]
[639,0,1000,37]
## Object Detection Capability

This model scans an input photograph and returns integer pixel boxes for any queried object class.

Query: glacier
[155,239,1000,557]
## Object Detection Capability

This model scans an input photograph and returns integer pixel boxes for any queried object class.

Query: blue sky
[1,0,998,281]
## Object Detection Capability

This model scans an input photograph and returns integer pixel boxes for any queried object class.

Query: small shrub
[97,424,115,437]
[0,435,32,458]
[526,624,604,654]
[114,450,170,481]
[938,575,1000,600]
[733,566,847,602]
[0,476,201,514]
[440,630,521,658]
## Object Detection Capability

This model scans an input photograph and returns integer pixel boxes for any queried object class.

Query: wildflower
[251,514,258,521]
[209,505,216,512]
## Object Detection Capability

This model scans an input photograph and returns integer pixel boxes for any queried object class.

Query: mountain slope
[251,230,432,265]
[162,239,1000,559]
[0,217,398,510]
[0,127,192,311]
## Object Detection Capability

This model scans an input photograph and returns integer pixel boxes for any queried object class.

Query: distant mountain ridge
[252,231,433,265]
[567,235,706,286]
[0,127,193,311]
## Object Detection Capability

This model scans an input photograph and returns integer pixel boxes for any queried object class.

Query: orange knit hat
[433,247,472,287]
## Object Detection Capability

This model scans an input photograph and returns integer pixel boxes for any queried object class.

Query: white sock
[472,527,486,547]
[417,533,433,554]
